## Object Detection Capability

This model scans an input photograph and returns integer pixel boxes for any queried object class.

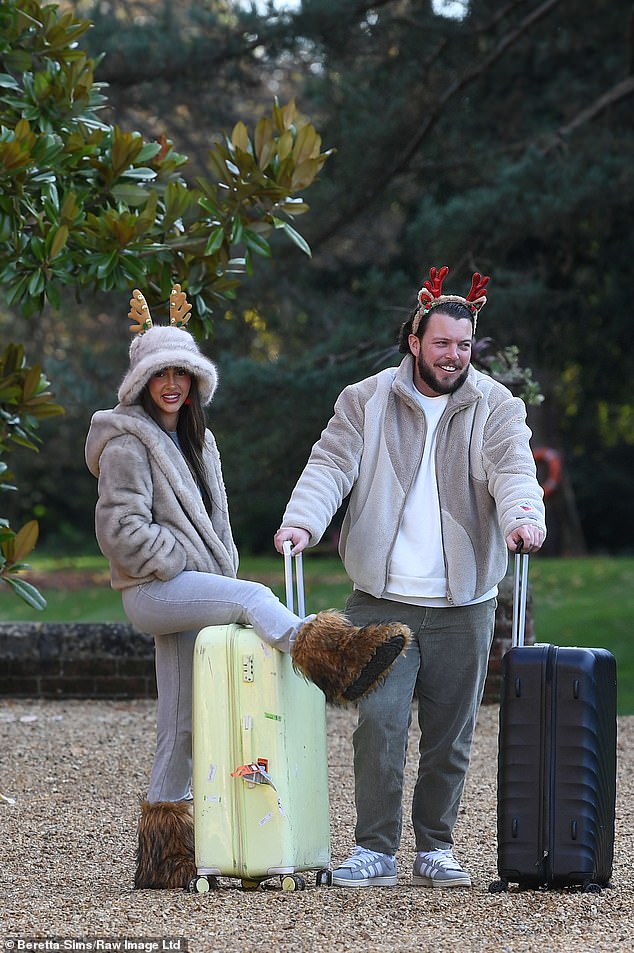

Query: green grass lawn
[529,557,634,714]
[2,553,633,713]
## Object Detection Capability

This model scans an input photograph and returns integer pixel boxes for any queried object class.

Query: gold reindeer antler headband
[127,284,193,334]
[411,266,490,335]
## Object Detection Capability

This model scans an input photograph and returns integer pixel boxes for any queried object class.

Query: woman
[84,287,409,889]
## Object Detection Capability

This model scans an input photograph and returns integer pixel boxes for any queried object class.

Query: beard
[416,354,469,396]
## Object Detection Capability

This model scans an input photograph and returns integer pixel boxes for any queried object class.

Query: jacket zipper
[381,377,477,599]
[382,408,427,593]
[434,405,463,605]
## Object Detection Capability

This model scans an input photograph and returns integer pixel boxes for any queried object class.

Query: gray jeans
[122,571,303,803]
[344,590,496,856]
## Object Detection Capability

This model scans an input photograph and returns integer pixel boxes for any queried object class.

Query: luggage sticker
[231,761,277,790]
[230,764,288,818]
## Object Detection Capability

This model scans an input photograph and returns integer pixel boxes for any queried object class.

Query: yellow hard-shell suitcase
[190,546,331,892]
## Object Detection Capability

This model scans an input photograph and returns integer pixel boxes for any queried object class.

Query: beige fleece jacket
[281,356,546,605]
[85,404,238,590]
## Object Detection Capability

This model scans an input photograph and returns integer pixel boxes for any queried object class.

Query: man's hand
[506,525,546,554]
[274,526,310,556]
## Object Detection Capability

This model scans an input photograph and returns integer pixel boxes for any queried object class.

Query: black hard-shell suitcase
[490,549,617,893]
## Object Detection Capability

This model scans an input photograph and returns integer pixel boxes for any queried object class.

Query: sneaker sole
[332,873,398,888]
[412,874,471,888]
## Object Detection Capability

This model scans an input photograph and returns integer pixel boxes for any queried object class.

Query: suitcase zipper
[541,645,557,885]
[227,626,247,876]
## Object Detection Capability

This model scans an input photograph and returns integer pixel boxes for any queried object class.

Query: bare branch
[312,0,564,250]
[544,75,634,149]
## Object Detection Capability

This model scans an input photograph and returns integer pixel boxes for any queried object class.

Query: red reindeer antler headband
[411,266,490,335]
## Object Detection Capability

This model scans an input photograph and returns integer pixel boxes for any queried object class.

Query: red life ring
[533,447,562,498]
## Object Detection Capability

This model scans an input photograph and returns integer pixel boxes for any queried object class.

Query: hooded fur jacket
[281,355,546,606]
[85,404,238,590]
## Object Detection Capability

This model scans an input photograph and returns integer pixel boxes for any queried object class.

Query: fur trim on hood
[118,326,218,406]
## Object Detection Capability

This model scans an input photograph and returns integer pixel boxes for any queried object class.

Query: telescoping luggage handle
[283,539,306,617]
[512,540,530,648]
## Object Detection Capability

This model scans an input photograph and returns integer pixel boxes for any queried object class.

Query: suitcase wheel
[281,874,306,892]
[488,878,509,894]
[241,878,261,891]
[316,868,333,887]
[187,875,218,894]
[582,882,603,894]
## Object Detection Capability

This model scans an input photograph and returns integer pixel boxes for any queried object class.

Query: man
[274,265,546,889]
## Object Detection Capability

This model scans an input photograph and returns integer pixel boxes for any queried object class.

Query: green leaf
[230,218,244,246]
[120,167,157,181]
[197,196,220,218]
[273,218,312,257]
[5,274,30,307]
[3,575,47,610]
[96,250,118,279]
[243,229,271,258]
[137,142,162,162]
[46,281,61,309]
[27,269,45,296]
[0,74,20,91]
[111,183,152,206]
[204,227,225,256]
[8,433,39,451]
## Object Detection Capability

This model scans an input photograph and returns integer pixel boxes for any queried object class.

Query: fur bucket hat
[117,287,218,406]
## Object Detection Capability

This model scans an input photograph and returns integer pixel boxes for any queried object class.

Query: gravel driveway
[1,698,631,953]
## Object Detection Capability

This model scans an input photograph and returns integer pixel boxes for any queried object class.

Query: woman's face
[147,366,192,429]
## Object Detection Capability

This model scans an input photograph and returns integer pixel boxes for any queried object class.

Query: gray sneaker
[332,846,397,887]
[412,849,471,888]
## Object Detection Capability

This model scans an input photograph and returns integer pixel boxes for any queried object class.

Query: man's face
[408,309,473,397]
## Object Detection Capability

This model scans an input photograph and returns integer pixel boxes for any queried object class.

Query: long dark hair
[140,377,214,516]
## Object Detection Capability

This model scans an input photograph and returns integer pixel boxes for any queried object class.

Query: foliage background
[3,0,634,557]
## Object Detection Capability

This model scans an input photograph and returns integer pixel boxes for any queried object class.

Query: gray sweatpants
[121,571,303,803]
[344,590,496,856]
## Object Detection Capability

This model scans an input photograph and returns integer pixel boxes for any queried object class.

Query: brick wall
[0,580,533,700]
[0,622,156,698]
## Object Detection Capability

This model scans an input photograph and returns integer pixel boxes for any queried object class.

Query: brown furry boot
[134,799,196,889]
[291,610,411,705]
